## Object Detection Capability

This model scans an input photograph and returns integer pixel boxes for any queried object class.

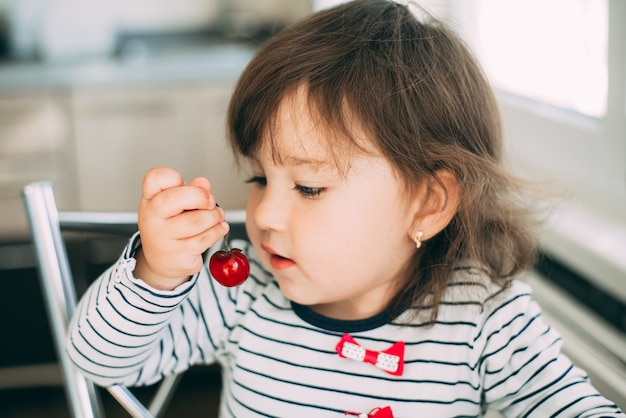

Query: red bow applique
[345,406,394,417]
[335,334,404,376]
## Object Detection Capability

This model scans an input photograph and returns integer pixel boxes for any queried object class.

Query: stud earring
[413,231,424,249]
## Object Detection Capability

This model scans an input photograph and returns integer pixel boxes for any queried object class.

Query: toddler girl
[67,1,624,416]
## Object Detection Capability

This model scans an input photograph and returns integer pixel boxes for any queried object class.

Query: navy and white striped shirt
[67,237,624,417]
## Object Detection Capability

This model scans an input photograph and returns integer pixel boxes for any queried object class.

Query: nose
[248,185,288,233]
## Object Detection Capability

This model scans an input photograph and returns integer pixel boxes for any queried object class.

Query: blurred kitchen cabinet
[71,83,249,212]
[0,90,77,241]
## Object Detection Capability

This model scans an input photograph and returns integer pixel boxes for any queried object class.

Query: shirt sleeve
[66,233,221,387]
[479,281,624,417]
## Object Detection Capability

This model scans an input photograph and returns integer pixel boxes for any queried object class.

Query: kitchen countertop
[0,40,257,92]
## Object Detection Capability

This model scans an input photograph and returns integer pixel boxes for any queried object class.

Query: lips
[262,244,296,270]
[270,254,296,270]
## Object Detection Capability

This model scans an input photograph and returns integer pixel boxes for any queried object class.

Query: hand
[133,167,230,290]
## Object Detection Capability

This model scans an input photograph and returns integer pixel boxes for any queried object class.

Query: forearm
[481,282,624,416]
[66,234,198,387]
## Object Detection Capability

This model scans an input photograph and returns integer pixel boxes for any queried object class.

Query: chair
[22,181,246,418]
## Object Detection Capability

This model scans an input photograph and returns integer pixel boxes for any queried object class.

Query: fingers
[168,204,227,240]
[174,217,230,260]
[136,206,229,284]
[142,167,184,201]
[188,176,211,193]
[141,168,216,219]
[151,186,216,219]
[136,168,230,285]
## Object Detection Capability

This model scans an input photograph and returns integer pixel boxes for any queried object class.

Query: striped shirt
[67,236,624,417]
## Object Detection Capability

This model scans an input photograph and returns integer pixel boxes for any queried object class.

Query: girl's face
[245,91,418,320]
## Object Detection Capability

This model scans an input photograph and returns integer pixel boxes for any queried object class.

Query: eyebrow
[280,155,332,169]
[250,153,333,170]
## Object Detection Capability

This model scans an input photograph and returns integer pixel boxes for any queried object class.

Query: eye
[245,176,267,187]
[293,184,325,198]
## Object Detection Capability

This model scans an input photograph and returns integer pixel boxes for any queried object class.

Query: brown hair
[227,0,538,320]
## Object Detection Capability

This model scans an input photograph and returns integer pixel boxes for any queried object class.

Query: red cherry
[209,247,250,287]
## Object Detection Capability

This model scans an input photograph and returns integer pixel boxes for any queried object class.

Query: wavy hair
[227,0,538,320]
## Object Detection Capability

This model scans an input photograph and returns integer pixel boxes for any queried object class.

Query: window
[446,0,626,327]
[473,0,608,118]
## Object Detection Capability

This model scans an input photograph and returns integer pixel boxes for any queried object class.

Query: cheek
[325,203,414,272]
[297,212,392,263]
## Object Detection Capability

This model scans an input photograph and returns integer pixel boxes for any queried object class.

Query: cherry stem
[222,231,231,252]
[216,202,231,252]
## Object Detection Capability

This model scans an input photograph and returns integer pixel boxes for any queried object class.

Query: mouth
[262,244,296,271]
[269,254,296,270]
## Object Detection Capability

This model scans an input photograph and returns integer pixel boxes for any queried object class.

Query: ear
[409,169,460,243]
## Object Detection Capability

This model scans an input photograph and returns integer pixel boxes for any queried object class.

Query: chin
[274,279,317,305]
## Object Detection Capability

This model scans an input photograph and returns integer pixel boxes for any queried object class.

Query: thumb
[142,167,185,200]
